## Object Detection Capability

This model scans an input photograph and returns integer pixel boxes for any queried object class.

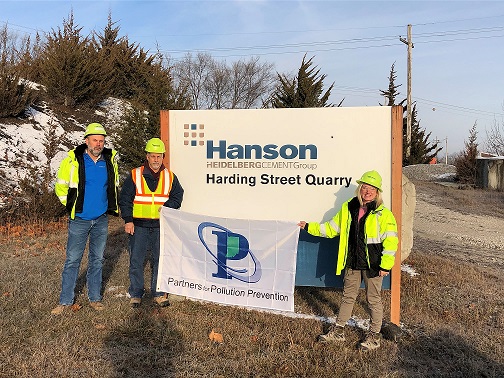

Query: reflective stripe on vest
[132,167,173,219]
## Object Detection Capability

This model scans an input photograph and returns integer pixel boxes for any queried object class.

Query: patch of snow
[188,296,393,332]
[106,285,126,292]
[434,173,456,179]
[0,97,125,192]
[19,78,45,91]
[401,263,419,277]
[96,97,128,129]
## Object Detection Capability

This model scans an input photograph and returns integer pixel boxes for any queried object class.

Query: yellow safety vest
[307,198,398,275]
[132,167,173,219]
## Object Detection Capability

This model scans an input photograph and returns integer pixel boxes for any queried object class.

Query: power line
[5,12,499,38]
[416,34,504,45]
[2,16,504,58]
[411,14,504,27]
[327,84,504,121]
[164,34,401,54]
[1,14,502,122]
[0,20,46,35]
[161,27,504,58]
[414,25,504,37]
[414,97,504,118]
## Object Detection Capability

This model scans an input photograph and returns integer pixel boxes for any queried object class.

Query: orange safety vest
[132,166,173,219]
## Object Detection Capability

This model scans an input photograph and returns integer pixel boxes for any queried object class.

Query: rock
[401,174,416,262]
[381,321,403,342]
[168,293,186,302]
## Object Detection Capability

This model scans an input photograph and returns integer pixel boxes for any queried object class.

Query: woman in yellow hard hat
[298,170,398,351]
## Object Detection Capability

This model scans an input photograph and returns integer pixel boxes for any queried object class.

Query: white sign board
[166,107,392,223]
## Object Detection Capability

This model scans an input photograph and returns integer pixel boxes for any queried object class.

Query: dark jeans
[128,226,164,298]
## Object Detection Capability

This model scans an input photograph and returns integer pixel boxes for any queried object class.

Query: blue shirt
[76,152,108,220]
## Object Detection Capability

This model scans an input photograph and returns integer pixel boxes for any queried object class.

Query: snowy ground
[0,97,124,194]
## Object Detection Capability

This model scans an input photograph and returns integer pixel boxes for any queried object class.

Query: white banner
[157,208,300,312]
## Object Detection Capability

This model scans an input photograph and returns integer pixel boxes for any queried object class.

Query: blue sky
[1,0,504,155]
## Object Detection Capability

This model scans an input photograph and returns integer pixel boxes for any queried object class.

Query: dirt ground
[411,179,504,269]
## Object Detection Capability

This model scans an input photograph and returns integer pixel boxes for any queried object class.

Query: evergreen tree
[454,122,478,184]
[271,54,339,108]
[93,14,144,100]
[94,14,191,114]
[379,63,440,165]
[91,13,122,98]
[114,62,191,178]
[96,14,191,170]
[0,73,36,118]
[114,104,159,178]
[39,11,107,107]
[379,62,403,106]
[0,24,37,118]
[403,103,441,165]
[17,32,43,84]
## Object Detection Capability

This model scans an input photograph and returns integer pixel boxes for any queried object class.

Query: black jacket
[347,197,378,272]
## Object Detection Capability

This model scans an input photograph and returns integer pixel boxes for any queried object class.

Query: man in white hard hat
[52,123,119,315]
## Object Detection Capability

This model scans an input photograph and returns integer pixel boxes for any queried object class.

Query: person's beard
[150,162,161,172]
[89,146,104,157]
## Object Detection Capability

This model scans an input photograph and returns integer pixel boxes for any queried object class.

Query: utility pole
[444,137,448,164]
[400,25,413,158]
[434,136,448,164]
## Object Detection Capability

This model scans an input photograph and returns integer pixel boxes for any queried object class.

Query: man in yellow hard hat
[119,138,184,308]
[52,123,119,315]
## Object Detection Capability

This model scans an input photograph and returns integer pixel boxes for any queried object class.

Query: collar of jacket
[348,196,377,212]
[142,160,166,180]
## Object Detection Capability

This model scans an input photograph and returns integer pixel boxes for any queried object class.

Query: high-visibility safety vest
[55,145,119,219]
[307,198,398,275]
[132,167,173,219]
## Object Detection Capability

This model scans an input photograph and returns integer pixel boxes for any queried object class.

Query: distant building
[476,153,504,190]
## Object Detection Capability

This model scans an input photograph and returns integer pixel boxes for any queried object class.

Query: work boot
[153,295,170,307]
[89,301,105,311]
[130,297,141,308]
[50,304,69,315]
[359,331,382,351]
[317,324,345,342]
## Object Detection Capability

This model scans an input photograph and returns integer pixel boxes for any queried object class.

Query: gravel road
[406,167,504,269]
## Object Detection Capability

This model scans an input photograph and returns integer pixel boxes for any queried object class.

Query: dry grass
[1,216,503,377]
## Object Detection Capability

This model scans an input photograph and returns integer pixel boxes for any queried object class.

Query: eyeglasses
[361,185,378,192]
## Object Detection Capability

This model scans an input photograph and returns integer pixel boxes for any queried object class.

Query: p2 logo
[198,222,262,283]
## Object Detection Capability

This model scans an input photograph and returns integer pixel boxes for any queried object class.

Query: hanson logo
[197,222,261,283]
[206,140,318,160]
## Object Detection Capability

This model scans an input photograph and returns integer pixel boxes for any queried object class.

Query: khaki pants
[336,268,384,333]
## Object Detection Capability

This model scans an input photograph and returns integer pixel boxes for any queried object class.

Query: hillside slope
[0,97,124,196]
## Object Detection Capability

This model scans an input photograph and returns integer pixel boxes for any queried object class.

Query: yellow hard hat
[145,138,166,153]
[84,123,107,137]
[356,170,383,192]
